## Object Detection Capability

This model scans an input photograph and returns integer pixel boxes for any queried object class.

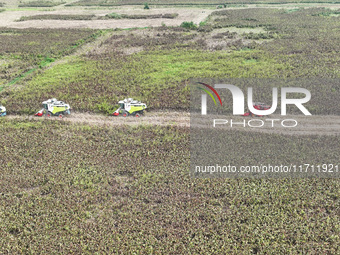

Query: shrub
[180,21,197,30]
[105,12,122,19]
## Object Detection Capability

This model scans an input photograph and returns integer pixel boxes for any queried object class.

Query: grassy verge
[0,29,105,91]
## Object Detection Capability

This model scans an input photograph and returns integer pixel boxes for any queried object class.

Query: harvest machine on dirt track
[112,98,147,117]
[34,98,71,117]
[243,102,271,117]
[0,104,6,117]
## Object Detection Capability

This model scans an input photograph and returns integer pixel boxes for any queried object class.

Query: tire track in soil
[5,112,340,136]
[6,111,191,127]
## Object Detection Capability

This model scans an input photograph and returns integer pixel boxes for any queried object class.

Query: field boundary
[4,112,340,136]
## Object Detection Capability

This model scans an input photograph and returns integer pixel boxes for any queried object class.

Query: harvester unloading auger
[0,104,6,117]
[34,98,71,117]
[112,98,147,117]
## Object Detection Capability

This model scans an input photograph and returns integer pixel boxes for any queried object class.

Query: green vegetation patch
[312,8,340,17]
[0,28,102,89]
[180,21,197,30]
[2,48,293,114]
[284,8,300,13]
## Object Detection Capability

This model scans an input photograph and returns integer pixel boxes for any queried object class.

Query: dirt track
[6,111,191,127]
[5,112,340,136]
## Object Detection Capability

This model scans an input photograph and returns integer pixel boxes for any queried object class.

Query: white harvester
[112,98,147,117]
[0,104,6,117]
[34,98,71,117]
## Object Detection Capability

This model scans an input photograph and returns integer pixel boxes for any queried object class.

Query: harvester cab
[35,98,71,117]
[0,104,6,117]
[243,102,271,117]
[112,98,147,117]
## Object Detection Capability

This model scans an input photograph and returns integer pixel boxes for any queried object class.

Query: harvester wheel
[47,112,52,117]
[135,112,141,117]
[59,114,63,118]
[123,112,128,117]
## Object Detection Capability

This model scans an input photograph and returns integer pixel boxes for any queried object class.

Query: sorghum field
[2,8,340,114]
[0,119,339,253]
[0,1,339,254]
[0,28,101,90]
